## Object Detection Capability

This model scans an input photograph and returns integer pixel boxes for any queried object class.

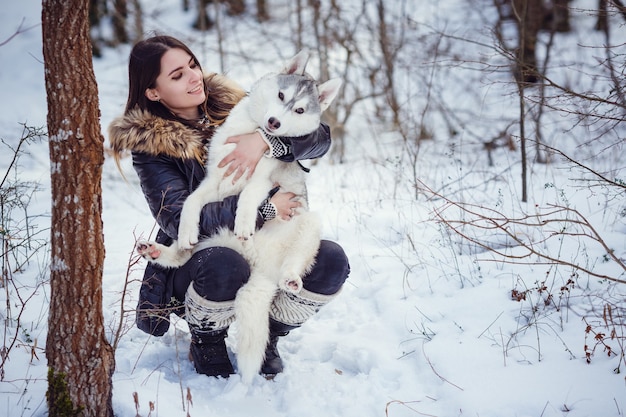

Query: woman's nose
[188,68,201,82]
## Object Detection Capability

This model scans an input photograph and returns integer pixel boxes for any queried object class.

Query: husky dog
[137,50,341,383]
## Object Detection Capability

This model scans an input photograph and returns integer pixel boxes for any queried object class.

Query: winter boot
[185,282,237,377]
[189,328,234,378]
[264,288,338,376]
[261,319,296,377]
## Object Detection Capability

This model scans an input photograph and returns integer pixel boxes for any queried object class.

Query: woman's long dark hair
[125,35,245,128]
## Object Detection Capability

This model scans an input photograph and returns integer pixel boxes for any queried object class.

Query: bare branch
[0,18,39,47]
[417,180,626,285]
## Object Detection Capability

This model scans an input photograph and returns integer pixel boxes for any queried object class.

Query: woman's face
[145,48,205,120]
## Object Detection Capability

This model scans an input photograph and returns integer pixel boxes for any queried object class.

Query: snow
[1,1,625,416]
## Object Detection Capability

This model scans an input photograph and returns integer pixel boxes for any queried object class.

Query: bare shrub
[0,125,49,380]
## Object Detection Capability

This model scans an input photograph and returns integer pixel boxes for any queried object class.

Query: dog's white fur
[137,50,341,383]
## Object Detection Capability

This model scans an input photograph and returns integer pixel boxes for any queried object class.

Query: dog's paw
[234,218,256,241]
[280,276,303,293]
[177,223,199,250]
[136,240,162,260]
[177,237,196,251]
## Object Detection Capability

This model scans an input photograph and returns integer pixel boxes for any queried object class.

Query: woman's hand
[270,189,302,221]
[218,131,269,183]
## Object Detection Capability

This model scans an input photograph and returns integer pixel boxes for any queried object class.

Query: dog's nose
[268,117,281,130]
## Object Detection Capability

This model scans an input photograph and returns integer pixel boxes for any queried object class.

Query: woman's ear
[145,88,159,102]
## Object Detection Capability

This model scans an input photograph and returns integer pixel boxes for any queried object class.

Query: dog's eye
[278,91,284,101]
[295,108,304,114]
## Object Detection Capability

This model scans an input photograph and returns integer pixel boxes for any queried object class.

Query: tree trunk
[512,0,543,83]
[256,0,269,21]
[112,0,129,45]
[551,0,571,32]
[89,0,107,57]
[377,0,401,128]
[595,0,609,31]
[193,0,214,30]
[42,1,115,416]
[226,0,246,15]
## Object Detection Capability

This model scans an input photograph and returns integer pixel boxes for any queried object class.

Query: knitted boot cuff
[269,288,339,327]
[185,284,236,332]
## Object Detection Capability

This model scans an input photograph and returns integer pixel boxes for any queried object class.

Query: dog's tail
[234,273,277,384]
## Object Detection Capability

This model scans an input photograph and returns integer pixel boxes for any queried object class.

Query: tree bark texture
[42,1,115,416]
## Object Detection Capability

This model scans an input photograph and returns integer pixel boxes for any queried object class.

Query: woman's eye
[172,73,182,80]
[278,91,284,101]
[295,108,304,114]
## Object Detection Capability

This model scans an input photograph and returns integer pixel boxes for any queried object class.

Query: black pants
[172,240,350,303]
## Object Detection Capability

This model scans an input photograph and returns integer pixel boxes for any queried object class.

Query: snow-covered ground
[1,1,624,416]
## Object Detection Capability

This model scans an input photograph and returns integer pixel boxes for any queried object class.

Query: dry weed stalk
[385,399,437,417]
[186,387,193,417]
[584,302,626,374]
[111,232,147,351]
[132,391,154,417]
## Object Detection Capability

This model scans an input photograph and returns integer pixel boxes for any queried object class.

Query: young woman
[108,36,349,379]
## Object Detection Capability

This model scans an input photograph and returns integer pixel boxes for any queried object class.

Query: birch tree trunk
[42,0,115,415]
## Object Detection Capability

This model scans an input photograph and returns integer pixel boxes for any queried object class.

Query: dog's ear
[317,78,342,112]
[283,49,310,75]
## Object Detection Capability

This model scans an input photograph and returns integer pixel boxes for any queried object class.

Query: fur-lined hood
[108,73,245,163]
[108,107,207,162]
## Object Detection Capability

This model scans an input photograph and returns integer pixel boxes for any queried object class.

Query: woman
[108,36,350,379]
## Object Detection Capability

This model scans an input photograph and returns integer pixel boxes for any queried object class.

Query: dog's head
[249,50,342,138]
